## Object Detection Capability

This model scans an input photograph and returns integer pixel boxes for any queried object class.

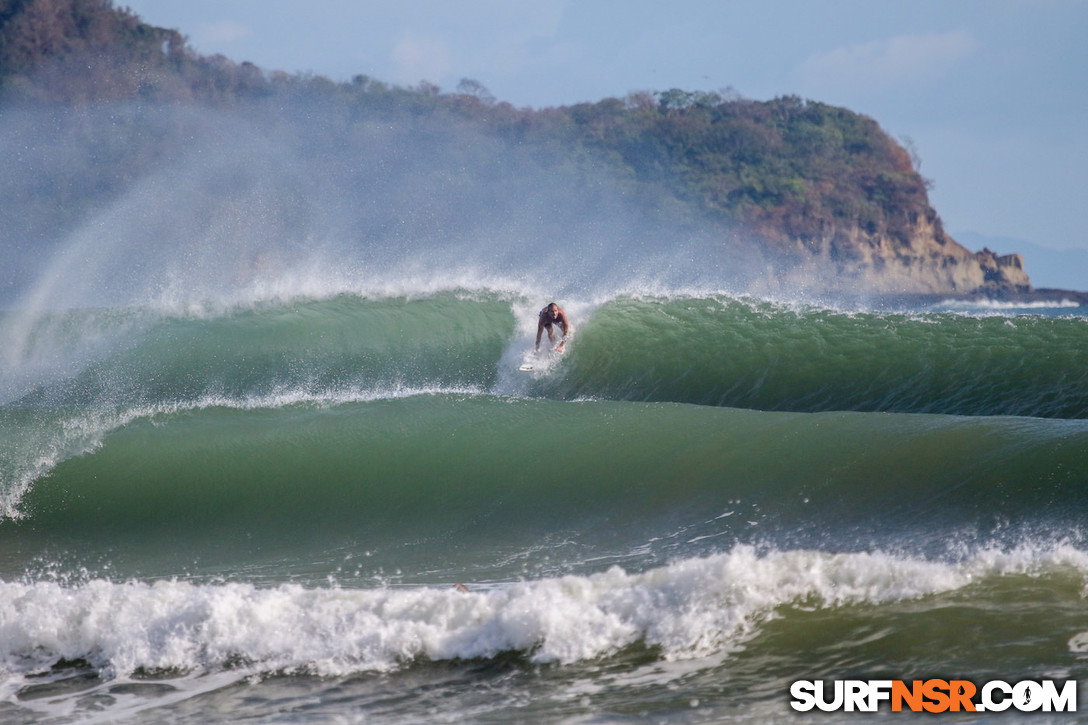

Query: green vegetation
[0,0,946,259]
[523,91,938,250]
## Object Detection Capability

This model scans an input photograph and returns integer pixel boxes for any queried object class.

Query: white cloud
[391,32,453,86]
[195,19,253,46]
[476,0,567,38]
[387,0,571,88]
[797,30,979,93]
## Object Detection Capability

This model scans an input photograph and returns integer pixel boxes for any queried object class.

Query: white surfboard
[519,338,567,372]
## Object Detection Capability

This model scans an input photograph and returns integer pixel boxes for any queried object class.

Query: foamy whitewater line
[0,384,487,520]
[3,544,1087,685]
[935,297,1084,311]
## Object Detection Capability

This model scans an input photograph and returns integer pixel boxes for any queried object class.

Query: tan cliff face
[769,214,1033,296]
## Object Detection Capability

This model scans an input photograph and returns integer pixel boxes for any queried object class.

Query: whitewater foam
[935,298,1083,311]
[3,543,1085,685]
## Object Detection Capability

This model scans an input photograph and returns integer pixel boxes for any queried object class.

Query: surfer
[536,302,570,353]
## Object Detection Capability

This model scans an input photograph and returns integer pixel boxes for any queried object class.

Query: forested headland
[0,0,1036,299]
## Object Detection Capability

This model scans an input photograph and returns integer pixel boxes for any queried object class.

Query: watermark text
[790,679,1077,713]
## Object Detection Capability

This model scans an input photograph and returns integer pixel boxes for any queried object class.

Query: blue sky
[123,0,1087,281]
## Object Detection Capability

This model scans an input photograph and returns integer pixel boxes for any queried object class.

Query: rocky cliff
[778,216,1032,295]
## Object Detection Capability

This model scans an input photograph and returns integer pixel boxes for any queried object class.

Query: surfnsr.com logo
[790,679,1077,713]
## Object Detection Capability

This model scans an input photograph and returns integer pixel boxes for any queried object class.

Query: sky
[122,0,1087,276]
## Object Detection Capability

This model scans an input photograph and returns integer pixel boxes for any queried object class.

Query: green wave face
[7,393,1088,583]
[548,296,1088,418]
[5,292,517,408]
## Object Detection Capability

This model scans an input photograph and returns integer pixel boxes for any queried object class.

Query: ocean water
[2,284,1088,724]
